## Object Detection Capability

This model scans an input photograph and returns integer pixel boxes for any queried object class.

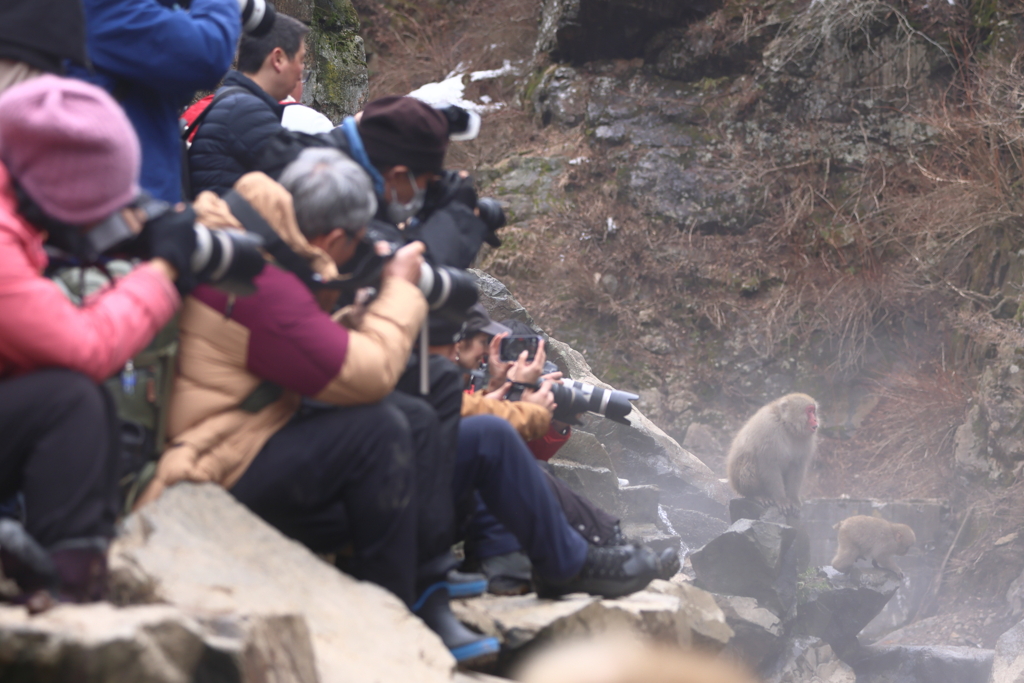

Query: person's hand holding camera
[381,241,425,286]
[486,331,511,391]
[508,339,547,386]
[522,378,557,414]
[140,204,198,295]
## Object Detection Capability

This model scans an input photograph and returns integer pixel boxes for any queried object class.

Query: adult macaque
[726,393,819,514]
[831,515,916,578]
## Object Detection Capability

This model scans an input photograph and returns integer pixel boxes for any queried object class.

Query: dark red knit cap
[358,96,449,173]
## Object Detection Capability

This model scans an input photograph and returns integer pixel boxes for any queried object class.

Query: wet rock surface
[849,644,994,683]
[690,518,797,616]
[791,567,902,657]
[763,636,856,683]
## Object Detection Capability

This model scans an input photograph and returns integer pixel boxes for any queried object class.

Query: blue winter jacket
[70,0,240,203]
[188,70,290,197]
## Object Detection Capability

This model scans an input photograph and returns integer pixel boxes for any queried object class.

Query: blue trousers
[455,416,587,582]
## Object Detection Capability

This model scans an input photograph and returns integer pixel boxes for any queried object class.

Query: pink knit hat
[0,75,141,225]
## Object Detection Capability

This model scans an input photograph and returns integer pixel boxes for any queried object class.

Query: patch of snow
[470,60,516,82]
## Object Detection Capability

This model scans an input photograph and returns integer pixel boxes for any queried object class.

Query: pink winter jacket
[0,162,180,383]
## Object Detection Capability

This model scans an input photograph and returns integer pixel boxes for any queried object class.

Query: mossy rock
[305,0,368,123]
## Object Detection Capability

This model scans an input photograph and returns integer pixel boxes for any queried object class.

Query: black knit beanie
[359,96,450,174]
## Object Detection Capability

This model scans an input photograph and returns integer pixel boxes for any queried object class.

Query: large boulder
[763,636,856,683]
[690,518,797,616]
[535,0,720,63]
[850,644,994,683]
[0,603,317,683]
[992,620,1024,683]
[109,483,454,683]
[275,0,367,123]
[714,594,784,672]
[790,567,901,657]
[452,580,729,666]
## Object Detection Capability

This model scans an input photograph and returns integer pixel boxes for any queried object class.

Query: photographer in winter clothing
[70,0,241,202]
[0,77,193,606]
[0,0,88,93]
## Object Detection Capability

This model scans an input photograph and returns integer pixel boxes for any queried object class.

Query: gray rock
[471,270,538,329]
[954,404,995,477]
[682,422,726,473]
[1008,570,1024,619]
[534,0,718,63]
[453,583,723,660]
[531,65,586,128]
[0,603,318,683]
[482,157,565,223]
[110,483,454,683]
[618,485,660,525]
[850,644,993,683]
[992,620,1024,683]
[764,637,856,683]
[548,459,623,520]
[662,507,729,553]
[301,0,368,123]
[645,579,733,650]
[690,518,797,616]
[791,567,901,656]
[713,594,784,671]
[555,429,618,473]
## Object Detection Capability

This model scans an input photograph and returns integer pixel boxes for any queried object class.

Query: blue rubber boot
[446,568,488,599]
[413,581,500,665]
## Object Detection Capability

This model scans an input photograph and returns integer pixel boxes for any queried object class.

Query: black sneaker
[534,544,660,599]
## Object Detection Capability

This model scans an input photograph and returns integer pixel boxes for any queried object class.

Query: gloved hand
[140,205,198,295]
[424,170,478,213]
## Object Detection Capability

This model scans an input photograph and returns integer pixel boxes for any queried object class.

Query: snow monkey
[831,515,916,578]
[726,393,819,514]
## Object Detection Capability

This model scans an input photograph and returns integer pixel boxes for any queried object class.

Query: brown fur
[831,515,917,578]
[726,393,818,513]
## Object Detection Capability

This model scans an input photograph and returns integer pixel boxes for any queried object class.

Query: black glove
[141,205,198,295]
[424,170,478,213]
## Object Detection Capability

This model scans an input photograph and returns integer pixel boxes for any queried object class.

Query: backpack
[51,263,178,513]
[179,85,248,200]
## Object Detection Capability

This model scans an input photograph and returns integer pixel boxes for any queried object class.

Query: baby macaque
[831,515,916,578]
[726,393,818,514]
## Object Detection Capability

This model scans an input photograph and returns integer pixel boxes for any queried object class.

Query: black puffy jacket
[188,70,338,197]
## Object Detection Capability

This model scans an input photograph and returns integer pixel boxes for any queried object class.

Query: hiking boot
[446,569,488,599]
[534,544,660,600]
[657,547,681,580]
[0,520,107,612]
[413,582,500,666]
[479,550,532,596]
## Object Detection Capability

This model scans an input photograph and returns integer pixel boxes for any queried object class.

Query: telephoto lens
[190,224,266,296]
[417,264,478,320]
[558,379,639,425]
[475,197,506,231]
[239,0,276,36]
[548,382,591,424]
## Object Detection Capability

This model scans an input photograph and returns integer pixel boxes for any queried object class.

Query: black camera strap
[221,190,330,294]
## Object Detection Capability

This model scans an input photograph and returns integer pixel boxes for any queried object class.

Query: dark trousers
[231,397,418,606]
[465,466,622,561]
[455,416,588,582]
[396,354,465,586]
[0,369,119,547]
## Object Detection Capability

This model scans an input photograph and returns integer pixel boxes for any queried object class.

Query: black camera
[504,362,639,425]
[476,197,506,242]
[179,0,276,36]
[336,232,478,320]
[500,334,540,362]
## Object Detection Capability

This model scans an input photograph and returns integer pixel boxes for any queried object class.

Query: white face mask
[386,171,426,225]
